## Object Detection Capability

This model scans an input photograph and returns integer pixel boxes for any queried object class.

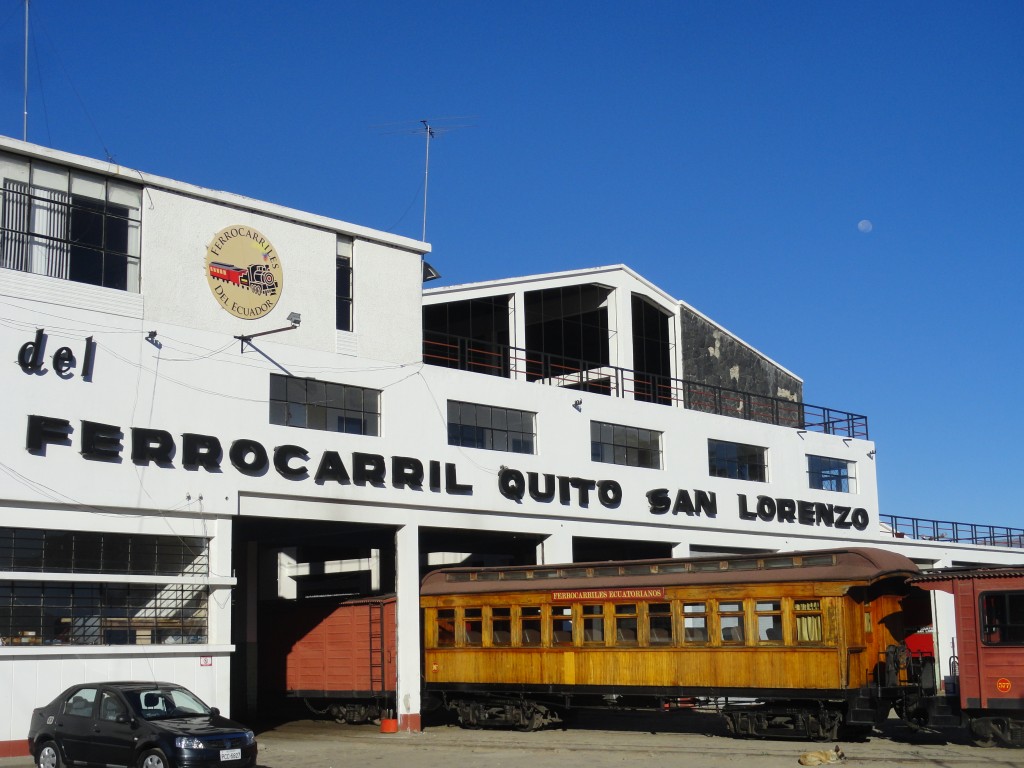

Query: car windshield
[126,687,212,720]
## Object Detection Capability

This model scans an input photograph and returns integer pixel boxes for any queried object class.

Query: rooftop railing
[880,515,1024,550]
[423,332,868,439]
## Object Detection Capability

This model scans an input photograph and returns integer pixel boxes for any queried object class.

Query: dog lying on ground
[797,745,846,765]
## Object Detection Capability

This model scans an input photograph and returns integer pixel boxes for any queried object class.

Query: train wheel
[304,698,331,716]
[969,719,999,748]
[516,711,542,732]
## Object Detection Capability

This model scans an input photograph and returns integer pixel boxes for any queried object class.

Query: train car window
[436,609,455,647]
[551,605,574,645]
[582,605,605,644]
[475,572,500,581]
[615,604,638,645]
[659,563,690,574]
[446,573,471,582]
[520,606,542,646]
[683,603,708,643]
[501,571,528,580]
[801,554,835,567]
[718,601,746,643]
[981,591,1024,645]
[729,559,758,571]
[764,557,795,569]
[532,569,560,579]
[756,600,783,643]
[464,608,483,646]
[562,568,590,578]
[491,607,512,646]
[648,603,673,645]
[624,564,657,575]
[794,600,823,643]
[694,560,723,572]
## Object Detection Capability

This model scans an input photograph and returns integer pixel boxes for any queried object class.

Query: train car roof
[420,547,919,596]
[910,564,1024,588]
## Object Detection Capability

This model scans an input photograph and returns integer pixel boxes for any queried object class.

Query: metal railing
[423,332,868,438]
[880,515,1024,549]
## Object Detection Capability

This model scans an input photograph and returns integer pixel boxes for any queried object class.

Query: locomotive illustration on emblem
[204,225,283,320]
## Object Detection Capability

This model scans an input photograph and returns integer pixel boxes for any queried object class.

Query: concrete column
[671,542,690,559]
[395,524,421,731]
[510,290,527,381]
[539,530,574,564]
[926,558,957,690]
[609,285,633,370]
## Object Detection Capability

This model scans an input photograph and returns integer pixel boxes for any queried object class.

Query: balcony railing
[423,332,868,439]
[880,515,1024,550]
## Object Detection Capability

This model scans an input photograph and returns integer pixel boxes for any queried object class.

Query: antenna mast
[23,0,29,141]
[421,119,434,242]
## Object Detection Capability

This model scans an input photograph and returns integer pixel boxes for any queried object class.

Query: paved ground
[7,710,1021,768]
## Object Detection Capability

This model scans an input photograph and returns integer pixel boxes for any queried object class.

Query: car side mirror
[116,714,132,725]
[209,707,220,717]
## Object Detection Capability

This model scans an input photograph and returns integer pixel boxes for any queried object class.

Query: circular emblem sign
[205,225,283,319]
[996,678,1012,693]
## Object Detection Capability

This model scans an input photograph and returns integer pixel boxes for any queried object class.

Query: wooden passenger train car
[909,565,1024,747]
[420,547,921,738]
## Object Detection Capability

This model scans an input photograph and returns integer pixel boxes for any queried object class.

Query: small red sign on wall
[200,656,213,667]
[996,678,1011,693]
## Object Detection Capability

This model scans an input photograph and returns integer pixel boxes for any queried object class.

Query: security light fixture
[235,312,301,352]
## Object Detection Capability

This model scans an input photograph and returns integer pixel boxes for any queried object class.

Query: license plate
[220,749,242,761]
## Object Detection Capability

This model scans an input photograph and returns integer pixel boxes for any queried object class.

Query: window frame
[590,420,662,469]
[708,439,768,482]
[1,153,142,292]
[980,590,1024,646]
[807,454,856,493]
[335,236,353,332]
[269,374,381,436]
[447,400,536,454]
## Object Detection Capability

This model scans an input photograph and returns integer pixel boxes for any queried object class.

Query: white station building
[2,135,1022,753]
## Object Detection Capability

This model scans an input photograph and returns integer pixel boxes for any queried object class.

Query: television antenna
[377,117,473,242]
[22,0,29,140]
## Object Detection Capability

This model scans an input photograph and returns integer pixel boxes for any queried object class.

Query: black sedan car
[27,681,257,768]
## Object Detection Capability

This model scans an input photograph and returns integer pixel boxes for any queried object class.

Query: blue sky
[2,1,1022,533]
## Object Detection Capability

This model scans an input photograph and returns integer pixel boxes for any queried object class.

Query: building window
[0,581,208,646]
[808,455,855,493]
[269,374,380,436]
[591,421,662,469]
[447,401,535,453]
[1,152,142,291]
[0,528,208,576]
[336,236,352,331]
[981,591,1024,645]
[708,439,767,481]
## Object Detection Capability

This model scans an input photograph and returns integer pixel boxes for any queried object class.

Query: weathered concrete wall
[679,306,802,402]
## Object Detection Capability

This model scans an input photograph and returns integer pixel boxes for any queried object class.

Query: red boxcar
[911,566,1024,747]
[267,596,396,723]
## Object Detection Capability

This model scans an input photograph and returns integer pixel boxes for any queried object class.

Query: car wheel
[138,748,169,768]
[36,741,62,768]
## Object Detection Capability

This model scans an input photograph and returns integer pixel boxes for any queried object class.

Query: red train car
[209,261,248,286]
[269,596,397,723]
[910,565,1024,747]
